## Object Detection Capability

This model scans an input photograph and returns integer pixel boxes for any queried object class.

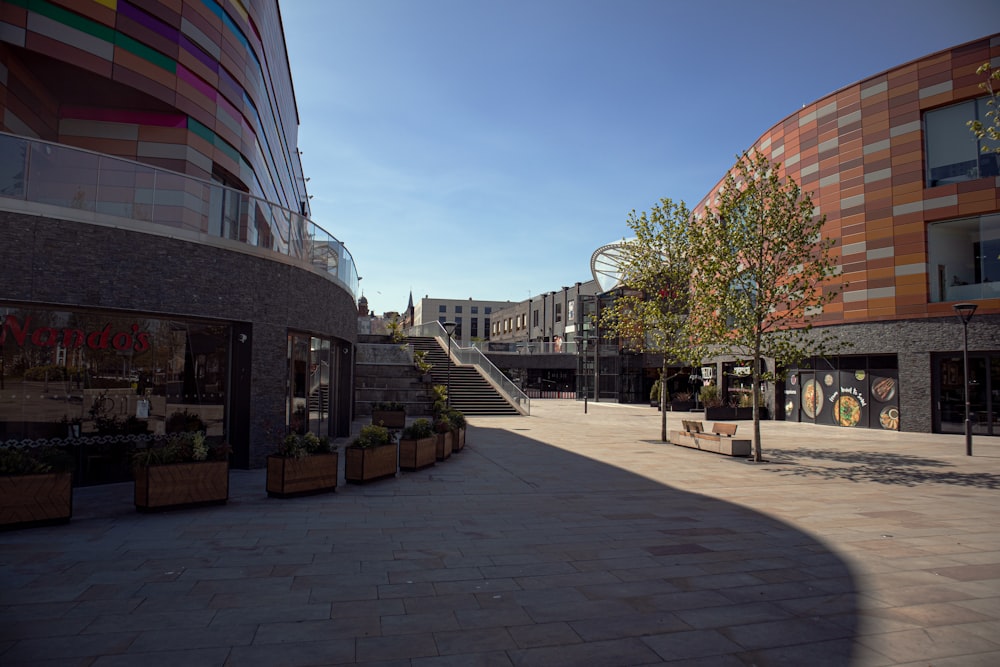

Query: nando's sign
[0,314,151,353]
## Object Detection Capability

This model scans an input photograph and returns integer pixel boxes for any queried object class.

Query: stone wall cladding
[801,316,1000,433]
[0,212,358,465]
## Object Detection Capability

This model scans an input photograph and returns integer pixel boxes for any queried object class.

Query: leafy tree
[967,62,1000,153]
[599,199,702,442]
[689,151,845,462]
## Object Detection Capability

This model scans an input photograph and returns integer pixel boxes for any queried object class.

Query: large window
[0,304,229,484]
[927,213,1000,302]
[925,97,1000,186]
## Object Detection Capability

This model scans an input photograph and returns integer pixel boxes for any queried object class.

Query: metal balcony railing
[0,131,358,297]
[408,322,530,415]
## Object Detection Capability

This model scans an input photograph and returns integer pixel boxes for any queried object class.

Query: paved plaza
[2,400,999,666]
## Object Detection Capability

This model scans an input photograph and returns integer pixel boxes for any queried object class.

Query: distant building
[411,297,512,347]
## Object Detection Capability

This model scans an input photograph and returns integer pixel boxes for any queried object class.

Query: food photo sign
[784,369,899,430]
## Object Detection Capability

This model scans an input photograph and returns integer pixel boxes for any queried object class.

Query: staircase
[408,337,521,416]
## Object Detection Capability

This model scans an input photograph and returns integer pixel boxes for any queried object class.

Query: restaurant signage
[0,314,151,352]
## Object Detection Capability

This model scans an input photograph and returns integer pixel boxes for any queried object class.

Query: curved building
[0,0,358,472]
[694,34,1000,435]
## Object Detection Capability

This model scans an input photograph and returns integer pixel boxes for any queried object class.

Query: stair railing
[407,322,530,415]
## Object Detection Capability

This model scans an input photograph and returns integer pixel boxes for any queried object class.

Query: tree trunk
[752,350,763,462]
[660,360,669,442]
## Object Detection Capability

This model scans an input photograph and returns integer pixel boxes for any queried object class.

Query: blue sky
[280,0,1000,314]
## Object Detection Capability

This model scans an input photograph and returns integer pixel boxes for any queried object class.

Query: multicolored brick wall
[0,0,307,216]
[695,34,1000,326]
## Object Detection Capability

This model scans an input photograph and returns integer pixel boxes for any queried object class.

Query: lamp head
[443,321,457,336]
[953,302,978,324]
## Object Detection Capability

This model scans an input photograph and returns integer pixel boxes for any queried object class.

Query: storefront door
[935,353,998,436]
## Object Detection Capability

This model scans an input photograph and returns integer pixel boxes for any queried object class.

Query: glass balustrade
[0,132,358,298]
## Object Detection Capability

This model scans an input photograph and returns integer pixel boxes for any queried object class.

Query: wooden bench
[669,420,750,457]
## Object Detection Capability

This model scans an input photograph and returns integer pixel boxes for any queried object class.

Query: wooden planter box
[266,452,339,498]
[435,431,453,461]
[451,426,466,452]
[134,460,229,512]
[0,472,72,529]
[344,443,398,482]
[371,409,405,429]
[399,436,436,470]
[670,400,696,412]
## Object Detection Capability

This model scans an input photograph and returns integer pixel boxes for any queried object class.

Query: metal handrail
[407,322,530,415]
[0,131,359,297]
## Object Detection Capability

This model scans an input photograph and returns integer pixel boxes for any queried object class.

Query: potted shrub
[446,409,467,452]
[650,378,662,409]
[132,432,231,512]
[266,431,338,498]
[399,418,436,471]
[345,424,398,483]
[433,414,453,461]
[371,401,406,429]
[670,391,695,412]
[414,350,433,383]
[0,445,73,529]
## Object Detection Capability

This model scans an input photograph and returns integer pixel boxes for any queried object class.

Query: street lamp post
[953,303,977,456]
[574,335,587,414]
[443,321,457,409]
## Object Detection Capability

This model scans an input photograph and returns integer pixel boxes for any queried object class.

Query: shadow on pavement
[0,424,861,666]
[766,447,1000,489]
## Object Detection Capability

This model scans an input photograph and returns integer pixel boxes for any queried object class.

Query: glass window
[439,316,447,326]
[455,306,463,314]
[471,318,478,338]
[0,304,229,484]
[925,98,1000,186]
[555,303,563,323]
[485,307,492,314]
[438,305,447,313]
[927,213,1000,302]
[471,306,479,314]
[485,318,491,337]
[454,317,462,337]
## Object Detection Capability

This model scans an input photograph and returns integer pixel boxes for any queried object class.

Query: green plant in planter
[650,378,662,403]
[0,445,72,476]
[430,384,448,415]
[132,432,231,468]
[445,409,466,429]
[699,384,723,408]
[414,350,433,374]
[278,432,331,459]
[352,424,395,448]
[433,414,453,433]
[401,418,434,440]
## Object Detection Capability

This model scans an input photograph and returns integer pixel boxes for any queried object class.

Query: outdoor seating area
[670,419,751,457]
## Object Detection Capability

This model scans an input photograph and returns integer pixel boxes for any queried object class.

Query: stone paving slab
[2,400,999,665]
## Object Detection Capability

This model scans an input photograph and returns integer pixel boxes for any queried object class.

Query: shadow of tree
[762,447,1000,489]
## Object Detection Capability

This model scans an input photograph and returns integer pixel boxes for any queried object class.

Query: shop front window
[0,304,229,484]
